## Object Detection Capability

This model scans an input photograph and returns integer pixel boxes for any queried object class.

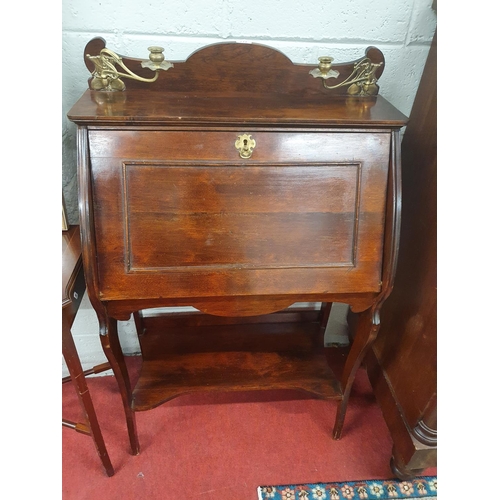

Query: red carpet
[62,356,436,499]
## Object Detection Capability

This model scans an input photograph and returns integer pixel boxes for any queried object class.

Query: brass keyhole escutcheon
[235,134,256,159]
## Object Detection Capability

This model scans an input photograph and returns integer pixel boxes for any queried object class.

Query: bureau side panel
[89,130,390,300]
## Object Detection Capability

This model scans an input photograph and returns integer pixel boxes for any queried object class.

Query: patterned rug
[257,476,437,499]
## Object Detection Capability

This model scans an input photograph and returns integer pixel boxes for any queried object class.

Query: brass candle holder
[309,55,383,96]
[87,45,173,91]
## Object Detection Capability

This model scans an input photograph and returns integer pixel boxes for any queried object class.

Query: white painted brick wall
[62,0,436,377]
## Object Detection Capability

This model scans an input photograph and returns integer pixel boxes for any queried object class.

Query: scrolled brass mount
[87,46,173,91]
[309,55,383,96]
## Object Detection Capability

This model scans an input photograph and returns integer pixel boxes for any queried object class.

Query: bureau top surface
[68,90,407,128]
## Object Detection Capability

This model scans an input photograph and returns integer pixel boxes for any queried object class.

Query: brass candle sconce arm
[310,56,383,96]
[86,46,173,91]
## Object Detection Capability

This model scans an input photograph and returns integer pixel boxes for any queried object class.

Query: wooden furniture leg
[63,225,114,476]
[99,316,140,455]
[332,306,380,440]
[320,302,333,330]
[133,311,145,336]
[62,312,114,476]
[390,445,425,480]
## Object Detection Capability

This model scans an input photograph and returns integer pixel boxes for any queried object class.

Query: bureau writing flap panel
[125,164,359,270]
[89,130,390,299]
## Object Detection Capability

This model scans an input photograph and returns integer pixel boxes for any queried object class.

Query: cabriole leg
[332,306,380,440]
[99,315,140,455]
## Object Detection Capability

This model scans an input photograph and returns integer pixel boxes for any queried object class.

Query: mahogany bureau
[67,38,407,457]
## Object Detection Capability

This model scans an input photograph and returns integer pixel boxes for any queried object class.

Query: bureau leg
[320,302,333,330]
[332,306,380,440]
[133,311,145,336]
[100,316,140,455]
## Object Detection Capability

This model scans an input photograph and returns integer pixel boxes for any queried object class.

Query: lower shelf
[132,314,348,411]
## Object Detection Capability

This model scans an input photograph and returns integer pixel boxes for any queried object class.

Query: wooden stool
[62,225,114,476]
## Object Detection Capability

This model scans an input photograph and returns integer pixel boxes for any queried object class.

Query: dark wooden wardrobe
[365,32,437,479]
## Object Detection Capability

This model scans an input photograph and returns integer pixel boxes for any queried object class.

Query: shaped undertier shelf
[132,309,349,411]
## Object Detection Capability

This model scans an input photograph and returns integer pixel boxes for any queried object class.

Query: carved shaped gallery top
[84,38,384,97]
[83,38,387,93]
[68,38,407,127]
